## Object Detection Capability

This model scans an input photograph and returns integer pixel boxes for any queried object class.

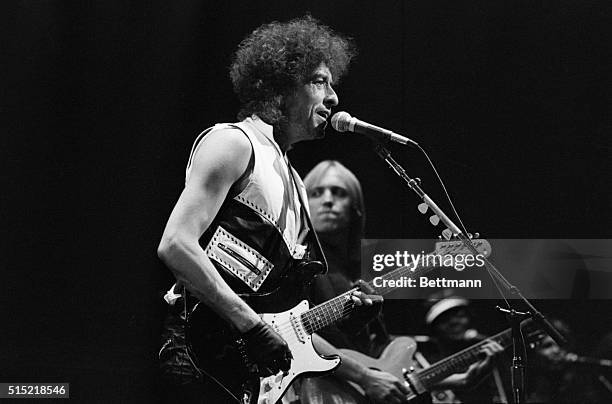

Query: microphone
[331,111,419,147]
[563,353,612,368]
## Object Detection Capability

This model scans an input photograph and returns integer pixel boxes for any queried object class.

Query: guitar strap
[285,157,328,274]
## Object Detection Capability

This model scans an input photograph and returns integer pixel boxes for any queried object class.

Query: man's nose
[322,189,334,204]
[324,85,338,107]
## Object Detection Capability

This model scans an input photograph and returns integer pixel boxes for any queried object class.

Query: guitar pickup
[290,314,307,344]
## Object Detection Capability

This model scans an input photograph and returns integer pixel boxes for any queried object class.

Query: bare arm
[434,340,504,389]
[312,334,410,403]
[157,128,260,332]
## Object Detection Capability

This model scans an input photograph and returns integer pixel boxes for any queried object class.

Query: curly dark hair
[230,15,356,124]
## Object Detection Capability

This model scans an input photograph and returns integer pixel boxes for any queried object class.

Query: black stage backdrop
[3,1,612,401]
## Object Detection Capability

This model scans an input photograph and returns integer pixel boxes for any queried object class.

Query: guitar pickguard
[257,301,340,404]
[188,298,340,404]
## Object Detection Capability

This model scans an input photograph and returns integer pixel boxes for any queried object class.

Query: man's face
[308,167,352,235]
[285,63,339,142]
[434,308,471,341]
[534,336,566,370]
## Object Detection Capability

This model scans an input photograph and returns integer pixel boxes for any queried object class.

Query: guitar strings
[272,263,441,336]
[271,244,488,336]
[417,330,511,381]
[272,289,357,336]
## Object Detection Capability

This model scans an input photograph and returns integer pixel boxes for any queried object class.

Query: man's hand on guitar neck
[435,339,504,389]
[341,283,384,332]
[349,288,383,307]
[461,339,504,387]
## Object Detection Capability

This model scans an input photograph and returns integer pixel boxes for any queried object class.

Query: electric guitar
[300,320,545,403]
[187,239,491,404]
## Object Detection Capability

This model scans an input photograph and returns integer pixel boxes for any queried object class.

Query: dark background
[3,0,611,401]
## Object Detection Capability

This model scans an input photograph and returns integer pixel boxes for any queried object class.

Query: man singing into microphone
[156,16,380,403]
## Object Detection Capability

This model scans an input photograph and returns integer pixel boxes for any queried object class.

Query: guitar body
[187,261,341,404]
[340,336,419,389]
[300,337,431,404]
[300,319,545,404]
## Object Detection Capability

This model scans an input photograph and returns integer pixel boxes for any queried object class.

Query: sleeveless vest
[185,117,310,295]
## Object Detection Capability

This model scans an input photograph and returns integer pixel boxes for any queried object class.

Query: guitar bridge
[290,314,306,344]
[405,372,426,395]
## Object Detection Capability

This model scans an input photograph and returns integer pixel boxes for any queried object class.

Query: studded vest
[183,117,310,295]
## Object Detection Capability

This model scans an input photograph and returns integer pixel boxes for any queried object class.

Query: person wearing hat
[416,292,506,403]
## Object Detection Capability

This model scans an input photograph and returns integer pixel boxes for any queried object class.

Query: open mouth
[316,110,330,120]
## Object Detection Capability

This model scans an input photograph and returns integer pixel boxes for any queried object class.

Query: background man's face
[308,167,352,235]
[534,336,566,370]
[285,63,338,142]
[433,308,471,342]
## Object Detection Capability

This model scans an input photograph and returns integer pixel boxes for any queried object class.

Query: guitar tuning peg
[467,233,473,239]
[429,215,440,226]
[417,203,428,214]
[474,232,480,239]
[442,229,452,240]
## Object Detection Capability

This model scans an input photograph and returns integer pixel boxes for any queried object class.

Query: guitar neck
[299,260,436,334]
[416,328,513,390]
[298,241,490,335]
[300,289,356,335]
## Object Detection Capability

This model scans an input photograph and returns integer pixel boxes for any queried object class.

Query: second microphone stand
[373,142,567,404]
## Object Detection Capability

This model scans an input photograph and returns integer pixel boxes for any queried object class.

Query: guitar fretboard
[300,249,441,334]
[416,328,514,390]
[299,241,489,335]
[300,290,355,334]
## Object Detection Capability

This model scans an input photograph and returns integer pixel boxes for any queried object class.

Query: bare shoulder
[189,126,252,187]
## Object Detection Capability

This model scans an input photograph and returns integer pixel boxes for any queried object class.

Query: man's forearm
[434,374,468,389]
[158,236,261,332]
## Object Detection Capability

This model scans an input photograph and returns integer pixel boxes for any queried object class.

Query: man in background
[298,161,503,403]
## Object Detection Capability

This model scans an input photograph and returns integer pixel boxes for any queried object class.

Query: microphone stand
[497,306,531,404]
[373,143,568,404]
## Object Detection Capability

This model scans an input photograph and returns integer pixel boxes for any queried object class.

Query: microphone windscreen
[331,111,351,132]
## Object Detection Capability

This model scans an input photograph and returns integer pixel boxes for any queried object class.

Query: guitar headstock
[434,238,492,258]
